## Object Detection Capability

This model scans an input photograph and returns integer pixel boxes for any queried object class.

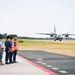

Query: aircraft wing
[36,33,57,38]
[36,33,52,35]
[62,34,75,35]
[62,33,75,38]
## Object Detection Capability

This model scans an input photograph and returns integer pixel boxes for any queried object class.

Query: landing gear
[54,39,62,41]
[60,39,62,41]
[54,39,56,41]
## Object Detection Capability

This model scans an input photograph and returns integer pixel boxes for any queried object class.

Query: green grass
[3,39,75,50]
[18,39,62,46]
[17,39,75,46]
[16,39,75,57]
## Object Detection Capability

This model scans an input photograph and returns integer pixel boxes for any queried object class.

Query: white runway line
[41,63,47,65]
[67,74,75,75]
[37,61,42,63]
[59,70,68,73]
[47,65,52,67]
[52,68,59,70]
[36,58,43,60]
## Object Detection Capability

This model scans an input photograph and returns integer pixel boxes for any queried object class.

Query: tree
[8,34,17,38]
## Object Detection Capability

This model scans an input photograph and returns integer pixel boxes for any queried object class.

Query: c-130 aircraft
[36,26,75,41]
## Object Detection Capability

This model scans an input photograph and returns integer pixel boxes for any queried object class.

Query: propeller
[64,33,69,38]
[50,32,53,37]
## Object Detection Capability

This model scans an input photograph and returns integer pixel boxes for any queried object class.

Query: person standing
[5,36,11,64]
[0,36,4,65]
[13,37,18,63]
[9,37,14,63]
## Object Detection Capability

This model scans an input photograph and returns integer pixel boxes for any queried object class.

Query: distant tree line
[0,33,17,38]
[0,33,75,40]
[0,33,52,39]
[0,33,7,38]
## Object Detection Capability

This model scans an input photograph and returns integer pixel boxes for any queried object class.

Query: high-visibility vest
[14,43,18,50]
[10,42,15,52]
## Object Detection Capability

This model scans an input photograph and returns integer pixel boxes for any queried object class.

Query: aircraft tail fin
[54,26,56,34]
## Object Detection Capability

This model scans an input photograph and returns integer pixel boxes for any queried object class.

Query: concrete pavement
[18,50,75,75]
[0,52,57,75]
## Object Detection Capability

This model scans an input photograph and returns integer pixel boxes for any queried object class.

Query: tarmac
[0,52,58,75]
[18,50,75,75]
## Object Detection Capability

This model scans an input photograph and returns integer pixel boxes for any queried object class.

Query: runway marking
[47,65,52,67]
[37,61,42,63]
[67,74,74,75]
[59,70,68,73]
[36,58,43,60]
[41,63,47,65]
[52,68,59,70]
[18,55,58,75]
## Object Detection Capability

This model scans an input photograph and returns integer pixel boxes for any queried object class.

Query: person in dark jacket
[5,36,11,64]
[9,36,14,63]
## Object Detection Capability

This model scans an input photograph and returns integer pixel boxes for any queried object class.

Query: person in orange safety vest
[9,36,15,63]
[13,37,18,63]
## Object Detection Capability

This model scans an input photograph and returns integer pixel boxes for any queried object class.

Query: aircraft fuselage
[54,35,63,41]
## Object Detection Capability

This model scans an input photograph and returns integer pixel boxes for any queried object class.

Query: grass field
[17,39,75,57]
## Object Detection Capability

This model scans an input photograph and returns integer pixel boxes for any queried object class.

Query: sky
[0,0,75,38]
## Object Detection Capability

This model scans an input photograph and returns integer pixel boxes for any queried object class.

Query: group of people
[0,35,18,65]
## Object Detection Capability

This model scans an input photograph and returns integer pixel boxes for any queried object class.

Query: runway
[18,50,75,75]
[1,52,55,75]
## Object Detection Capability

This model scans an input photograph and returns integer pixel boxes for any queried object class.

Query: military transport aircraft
[36,26,75,41]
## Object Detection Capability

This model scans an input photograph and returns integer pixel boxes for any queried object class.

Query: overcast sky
[0,0,75,37]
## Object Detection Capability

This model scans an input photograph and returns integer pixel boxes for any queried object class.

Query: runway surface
[1,52,53,75]
[18,50,75,75]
